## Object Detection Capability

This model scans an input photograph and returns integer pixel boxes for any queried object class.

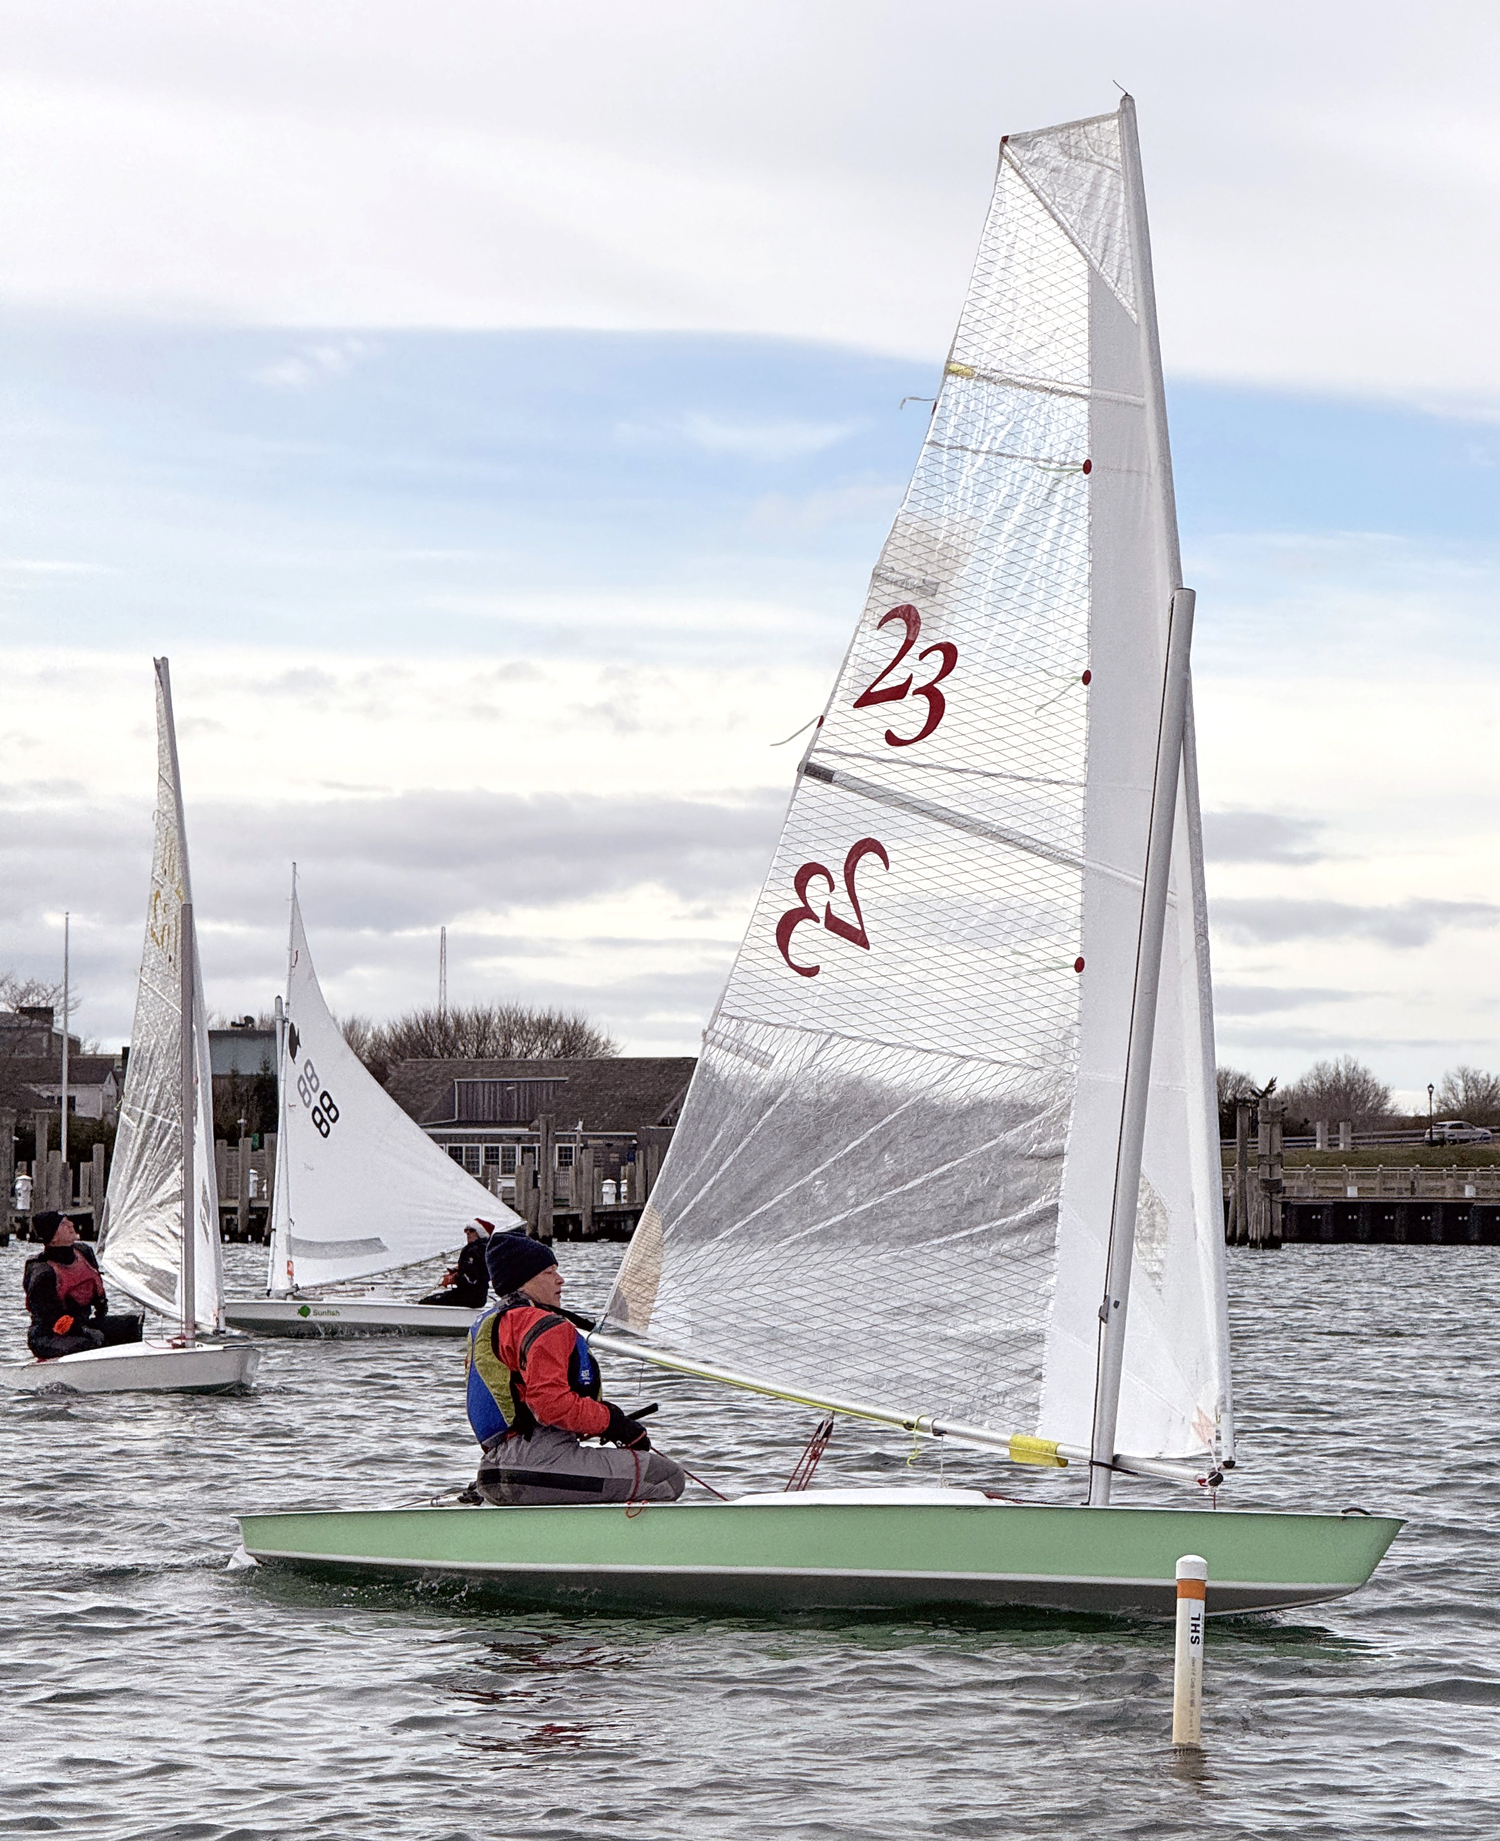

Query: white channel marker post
[1172,1554,1207,1748]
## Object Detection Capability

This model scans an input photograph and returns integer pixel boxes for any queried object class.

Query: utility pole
[60,912,70,1165]
[439,926,448,1021]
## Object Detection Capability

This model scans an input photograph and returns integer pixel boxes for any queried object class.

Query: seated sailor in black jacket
[23,1212,144,1359]
[418,1219,494,1308]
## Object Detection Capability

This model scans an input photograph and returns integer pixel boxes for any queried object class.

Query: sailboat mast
[180,900,197,1344]
[268,866,297,1295]
[1086,95,1196,1505]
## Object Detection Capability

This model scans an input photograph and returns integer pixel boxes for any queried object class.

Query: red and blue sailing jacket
[466,1295,605,1447]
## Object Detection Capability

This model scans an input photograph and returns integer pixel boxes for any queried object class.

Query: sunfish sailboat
[3,660,258,1394]
[223,888,526,1337]
[239,99,1399,1613]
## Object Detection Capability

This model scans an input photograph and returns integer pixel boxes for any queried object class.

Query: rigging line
[681,1465,731,1502]
[770,715,820,748]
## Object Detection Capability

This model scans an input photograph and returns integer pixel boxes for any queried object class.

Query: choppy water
[3,1238,1498,1840]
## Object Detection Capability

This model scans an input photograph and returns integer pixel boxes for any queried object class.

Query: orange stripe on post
[1176,1576,1207,1601]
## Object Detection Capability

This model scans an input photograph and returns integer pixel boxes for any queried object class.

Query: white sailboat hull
[224,1296,482,1337]
[0,1337,260,1394]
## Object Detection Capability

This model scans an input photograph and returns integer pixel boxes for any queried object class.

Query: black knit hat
[32,1210,63,1244]
[485,1227,557,1296]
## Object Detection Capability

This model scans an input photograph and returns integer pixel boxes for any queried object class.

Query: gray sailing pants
[478,1424,687,1506]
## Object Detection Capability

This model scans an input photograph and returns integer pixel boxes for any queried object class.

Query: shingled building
[385,1056,696,1240]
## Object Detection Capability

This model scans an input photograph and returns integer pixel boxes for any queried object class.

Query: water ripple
[3,1240,1499,1837]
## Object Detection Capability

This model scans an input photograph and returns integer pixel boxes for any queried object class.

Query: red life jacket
[52,1250,105,1314]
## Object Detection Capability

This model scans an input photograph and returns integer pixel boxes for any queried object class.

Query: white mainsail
[267,890,524,1294]
[602,101,1230,1469]
[100,659,224,1330]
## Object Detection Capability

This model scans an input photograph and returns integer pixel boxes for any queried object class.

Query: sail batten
[603,99,1230,1468]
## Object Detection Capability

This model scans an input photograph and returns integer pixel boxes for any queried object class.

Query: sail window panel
[613,1021,1064,1436]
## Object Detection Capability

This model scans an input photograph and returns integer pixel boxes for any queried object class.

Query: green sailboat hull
[238,1496,1401,1618]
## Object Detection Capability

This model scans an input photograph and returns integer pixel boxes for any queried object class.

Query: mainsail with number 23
[602,97,1231,1483]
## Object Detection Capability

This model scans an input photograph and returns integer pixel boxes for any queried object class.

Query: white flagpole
[1087,95,1195,1505]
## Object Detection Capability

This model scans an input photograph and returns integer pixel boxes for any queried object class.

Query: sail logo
[294,1055,342,1140]
[775,837,889,977]
[853,604,957,747]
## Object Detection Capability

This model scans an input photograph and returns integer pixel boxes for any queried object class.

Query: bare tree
[0,973,64,1011]
[1436,1065,1500,1123]
[1215,1065,1261,1139]
[1281,1055,1393,1130]
[348,1002,618,1085]
[339,1013,376,1062]
[0,970,70,1110]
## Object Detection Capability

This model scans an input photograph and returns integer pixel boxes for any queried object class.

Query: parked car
[1424,1120,1494,1145]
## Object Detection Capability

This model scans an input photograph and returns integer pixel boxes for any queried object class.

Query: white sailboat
[3,660,258,1394]
[223,888,526,1337]
[240,99,1399,1613]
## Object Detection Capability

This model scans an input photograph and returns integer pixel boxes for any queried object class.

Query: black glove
[92,1296,109,1321]
[601,1402,652,1450]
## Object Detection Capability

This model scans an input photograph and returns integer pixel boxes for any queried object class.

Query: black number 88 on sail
[296,1059,341,1138]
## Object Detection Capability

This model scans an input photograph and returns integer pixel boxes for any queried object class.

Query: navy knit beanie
[486,1227,557,1296]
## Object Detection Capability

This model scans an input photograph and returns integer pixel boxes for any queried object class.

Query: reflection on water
[3,1239,1499,1838]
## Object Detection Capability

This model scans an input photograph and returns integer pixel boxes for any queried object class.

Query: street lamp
[1427,1083,1435,1145]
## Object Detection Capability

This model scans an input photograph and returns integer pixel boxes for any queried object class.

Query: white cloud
[253,337,381,391]
[617,413,858,462]
[3,4,1500,404]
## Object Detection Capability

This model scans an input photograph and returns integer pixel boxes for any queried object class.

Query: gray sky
[4,3,1499,1103]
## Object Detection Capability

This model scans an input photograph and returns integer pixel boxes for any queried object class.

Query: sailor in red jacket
[22,1212,143,1359]
[468,1228,686,1506]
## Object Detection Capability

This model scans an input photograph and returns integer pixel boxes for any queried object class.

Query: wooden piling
[0,1106,14,1240]
[535,1113,555,1244]
[578,1143,596,1240]
[1230,1100,1251,1244]
[237,1134,251,1240]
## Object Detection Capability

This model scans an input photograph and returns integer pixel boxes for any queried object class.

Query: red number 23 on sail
[775,838,890,978]
[853,604,957,747]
